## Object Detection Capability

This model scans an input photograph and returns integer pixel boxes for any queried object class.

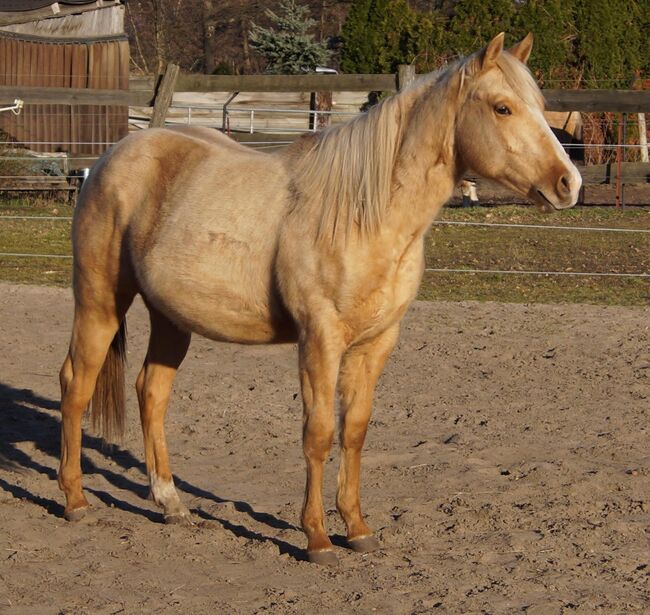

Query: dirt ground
[1,282,649,615]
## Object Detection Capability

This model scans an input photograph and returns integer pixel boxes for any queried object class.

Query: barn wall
[0,32,129,157]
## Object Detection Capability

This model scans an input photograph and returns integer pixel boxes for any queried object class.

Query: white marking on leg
[149,471,188,517]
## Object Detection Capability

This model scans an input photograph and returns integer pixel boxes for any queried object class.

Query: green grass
[422,205,650,305]
[1,197,649,305]
[0,196,73,286]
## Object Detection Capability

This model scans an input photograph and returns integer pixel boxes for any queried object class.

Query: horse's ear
[481,32,505,70]
[508,32,534,65]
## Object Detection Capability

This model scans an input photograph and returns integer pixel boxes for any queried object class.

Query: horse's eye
[495,104,512,116]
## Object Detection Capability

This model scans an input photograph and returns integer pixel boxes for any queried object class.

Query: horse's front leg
[337,324,400,552]
[299,324,345,565]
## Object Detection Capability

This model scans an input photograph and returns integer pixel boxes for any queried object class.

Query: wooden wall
[0,33,128,157]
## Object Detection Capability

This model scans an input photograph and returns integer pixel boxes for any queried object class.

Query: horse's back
[74,127,296,343]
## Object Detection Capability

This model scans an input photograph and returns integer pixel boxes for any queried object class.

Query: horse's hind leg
[135,307,191,524]
[59,293,132,520]
[336,324,399,552]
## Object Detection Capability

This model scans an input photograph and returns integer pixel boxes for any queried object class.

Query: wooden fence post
[309,90,332,131]
[397,64,416,91]
[639,113,649,163]
[149,63,180,128]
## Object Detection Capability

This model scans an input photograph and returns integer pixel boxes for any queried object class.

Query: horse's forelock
[495,52,545,109]
[458,49,544,111]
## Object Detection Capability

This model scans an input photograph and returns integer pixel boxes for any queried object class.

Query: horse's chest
[344,242,425,340]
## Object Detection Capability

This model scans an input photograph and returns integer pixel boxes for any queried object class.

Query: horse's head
[454,33,582,211]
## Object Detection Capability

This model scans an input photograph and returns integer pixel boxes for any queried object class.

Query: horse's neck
[386,96,460,238]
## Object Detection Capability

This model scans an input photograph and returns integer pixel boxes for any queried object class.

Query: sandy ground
[0,282,649,615]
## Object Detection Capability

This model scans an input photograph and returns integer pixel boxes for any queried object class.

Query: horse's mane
[291,87,407,241]
[291,48,542,242]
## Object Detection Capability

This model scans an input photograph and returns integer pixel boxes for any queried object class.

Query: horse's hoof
[164,513,193,526]
[348,535,380,553]
[307,549,339,566]
[64,506,88,522]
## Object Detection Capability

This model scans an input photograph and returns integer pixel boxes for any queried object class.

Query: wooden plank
[149,63,180,128]
[0,2,122,27]
[33,41,42,151]
[116,39,129,140]
[3,81,650,117]
[544,89,650,113]
[577,162,649,184]
[55,44,66,156]
[89,43,99,155]
[69,45,85,156]
[63,43,73,152]
[174,73,398,93]
[0,85,151,106]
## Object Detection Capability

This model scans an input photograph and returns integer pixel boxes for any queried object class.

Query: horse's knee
[303,418,335,462]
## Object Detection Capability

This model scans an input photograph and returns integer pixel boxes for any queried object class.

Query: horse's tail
[91,319,127,442]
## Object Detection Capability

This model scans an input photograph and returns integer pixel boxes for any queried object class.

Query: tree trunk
[202,0,217,74]
[152,0,166,75]
[241,16,252,73]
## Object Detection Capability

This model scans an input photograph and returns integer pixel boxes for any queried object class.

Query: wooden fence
[0,67,648,195]
[1,72,649,112]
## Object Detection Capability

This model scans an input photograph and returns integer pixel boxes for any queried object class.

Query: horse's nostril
[558,174,571,195]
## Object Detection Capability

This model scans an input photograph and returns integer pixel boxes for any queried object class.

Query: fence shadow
[0,382,303,559]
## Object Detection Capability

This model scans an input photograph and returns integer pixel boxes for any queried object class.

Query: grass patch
[421,205,650,305]
[0,196,73,287]
[1,198,649,305]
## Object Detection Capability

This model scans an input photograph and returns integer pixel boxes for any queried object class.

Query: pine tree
[249,0,331,74]
[573,0,644,87]
[443,0,514,60]
[341,0,435,74]
[511,0,576,86]
[340,0,378,74]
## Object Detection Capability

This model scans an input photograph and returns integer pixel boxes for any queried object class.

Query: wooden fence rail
[1,73,649,112]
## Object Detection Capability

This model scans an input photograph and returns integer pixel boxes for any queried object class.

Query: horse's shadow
[0,382,306,561]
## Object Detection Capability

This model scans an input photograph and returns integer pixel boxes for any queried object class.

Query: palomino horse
[58,33,581,565]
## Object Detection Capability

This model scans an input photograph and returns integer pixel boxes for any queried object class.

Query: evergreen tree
[443,0,514,59]
[511,0,576,86]
[341,0,436,74]
[249,0,331,74]
[573,0,644,87]
[340,0,376,73]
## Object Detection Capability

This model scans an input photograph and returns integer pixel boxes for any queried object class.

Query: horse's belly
[135,224,296,344]
[142,266,296,344]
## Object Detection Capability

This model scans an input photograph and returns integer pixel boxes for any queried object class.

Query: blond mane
[291,91,405,241]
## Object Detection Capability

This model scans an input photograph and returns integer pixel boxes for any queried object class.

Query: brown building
[0,0,129,158]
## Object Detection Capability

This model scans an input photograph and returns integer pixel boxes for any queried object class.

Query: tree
[442,0,514,60]
[202,0,218,75]
[573,0,645,88]
[511,0,577,86]
[341,0,436,74]
[249,1,331,74]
